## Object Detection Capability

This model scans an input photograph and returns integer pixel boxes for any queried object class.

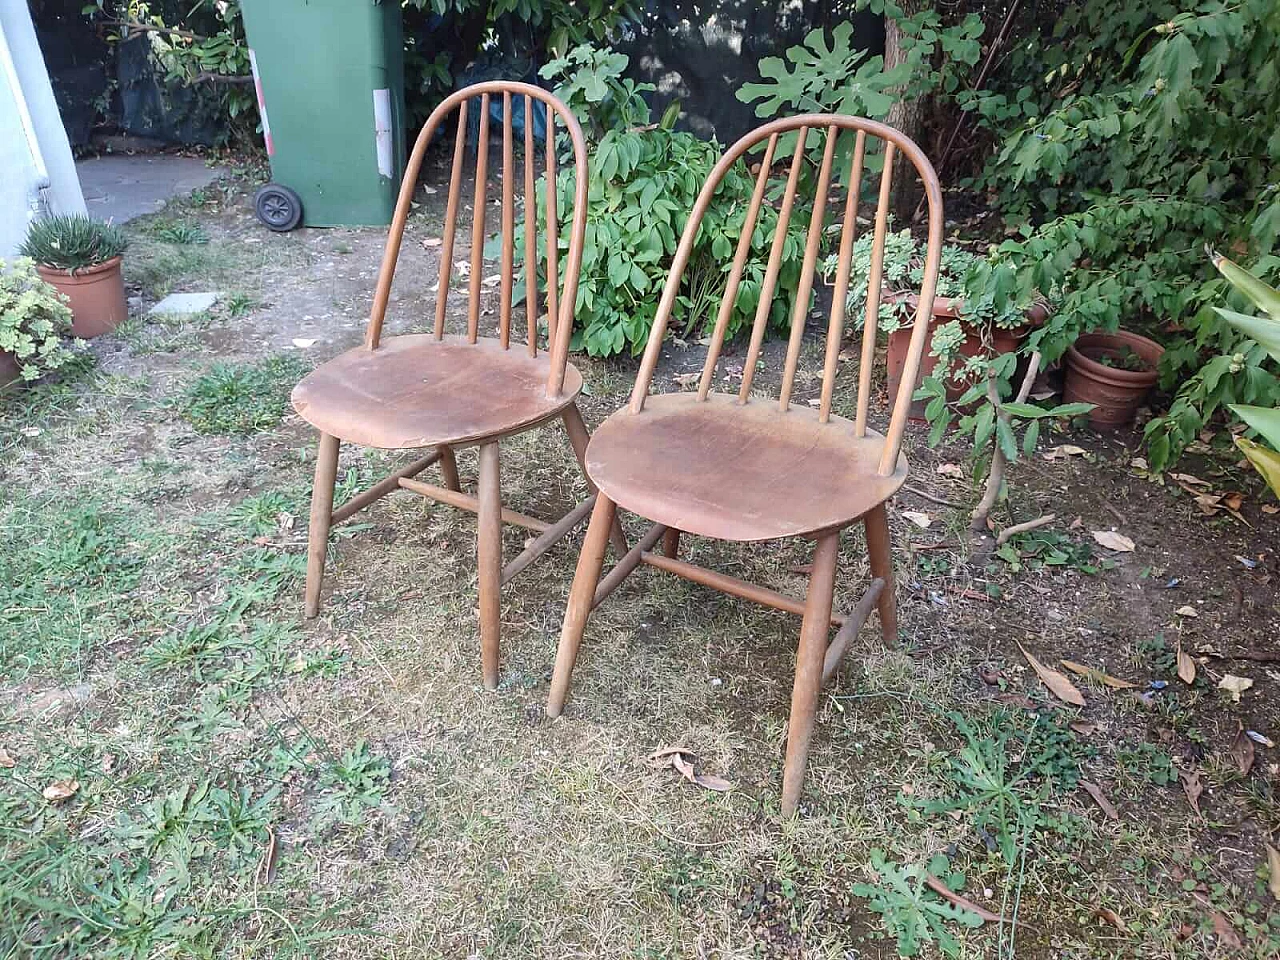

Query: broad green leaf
[1215,307,1280,364]
[1022,418,1041,456]
[1001,401,1050,419]
[1235,437,1280,497]
[1228,403,1280,449]
[1047,401,1096,418]
[996,418,1018,461]
[1213,253,1280,320]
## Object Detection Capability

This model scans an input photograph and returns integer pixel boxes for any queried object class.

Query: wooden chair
[292,80,624,689]
[544,115,943,815]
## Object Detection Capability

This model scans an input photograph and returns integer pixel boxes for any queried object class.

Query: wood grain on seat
[587,392,907,542]
[292,334,583,450]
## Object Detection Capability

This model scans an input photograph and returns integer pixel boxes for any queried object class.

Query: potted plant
[0,258,77,387]
[19,214,128,338]
[826,230,1045,415]
[1062,330,1163,427]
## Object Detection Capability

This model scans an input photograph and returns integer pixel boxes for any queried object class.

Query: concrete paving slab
[149,292,221,317]
[78,156,225,224]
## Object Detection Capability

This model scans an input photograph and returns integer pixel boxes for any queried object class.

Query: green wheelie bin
[241,0,406,229]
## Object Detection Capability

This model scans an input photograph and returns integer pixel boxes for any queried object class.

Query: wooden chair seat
[292,334,583,449]
[587,392,907,542]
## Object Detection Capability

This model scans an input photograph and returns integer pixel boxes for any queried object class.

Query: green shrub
[181,355,309,435]
[0,258,77,381]
[19,215,127,272]
[514,44,809,358]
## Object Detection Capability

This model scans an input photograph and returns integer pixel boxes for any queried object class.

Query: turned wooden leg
[662,527,680,558]
[477,442,502,690]
[547,494,618,717]
[780,532,839,817]
[863,503,897,644]
[304,433,340,619]
[562,403,628,555]
[439,444,461,492]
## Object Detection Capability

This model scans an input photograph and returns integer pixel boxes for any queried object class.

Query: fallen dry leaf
[1219,674,1254,702]
[1211,911,1243,950]
[1267,844,1280,903]
[648,747,734,793]
[1080,780,1119,820]
[1223,491,1244,511]
[42,779,80,802]
[1171,472,1211,487]
[1091,530,1135,552]
[1177,638,1197,685]
[1044,444,1087,461]
[1095,905,1126,932]
[1070,720,1098,735]
[1179,768,1204,820]
[1230,724,1255,777]
[901,510,932,529]
[0,747,14,768]
[1018,643,1086,707]
[923,875,1001,923]
[1175,605,1200,619]
[1061,659,1138,690]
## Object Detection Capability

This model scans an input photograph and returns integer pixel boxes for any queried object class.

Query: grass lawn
[2,171,1278,959]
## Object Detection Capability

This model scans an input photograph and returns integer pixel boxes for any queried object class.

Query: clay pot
[1063,330,1164,427]
[0,350,20,388]
[36,256,127,338]
[885,295,1046,418]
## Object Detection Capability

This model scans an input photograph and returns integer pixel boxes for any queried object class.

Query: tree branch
[970,351,1042,532]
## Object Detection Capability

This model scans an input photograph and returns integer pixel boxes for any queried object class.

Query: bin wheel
[254,183,303,231]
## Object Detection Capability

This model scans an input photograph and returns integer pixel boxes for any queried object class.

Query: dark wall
[617,1,883,145]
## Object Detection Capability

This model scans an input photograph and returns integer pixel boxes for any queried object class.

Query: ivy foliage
[521,46,807,358]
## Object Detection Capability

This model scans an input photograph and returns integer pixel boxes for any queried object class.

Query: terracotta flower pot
[1063,330,1163,427]
[36,256,127,338]
[0,350,20,388]
[885,294,1046,418]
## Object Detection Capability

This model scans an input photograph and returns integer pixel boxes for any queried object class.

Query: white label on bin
[373,88,393,178]
[248,49,272,156]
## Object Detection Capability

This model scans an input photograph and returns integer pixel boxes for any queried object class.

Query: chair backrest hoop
[363,80,589,399]
[627,114,944,477]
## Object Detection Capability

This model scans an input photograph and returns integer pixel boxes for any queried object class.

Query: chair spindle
[778,125,838,412]
[819,130,866,423]
[737,129,809,403]
[854,142,896,437]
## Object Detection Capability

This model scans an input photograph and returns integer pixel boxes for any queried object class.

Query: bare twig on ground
[995,513,1056,545]
[971,352,1041,532]
[903,484,960,508]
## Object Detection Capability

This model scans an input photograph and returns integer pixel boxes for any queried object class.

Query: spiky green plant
[1211,251,1280,496]
[19,215,128,272]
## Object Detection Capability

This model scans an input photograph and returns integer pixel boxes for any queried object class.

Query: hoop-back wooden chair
[292,81,625,689]
[544,115,943,815]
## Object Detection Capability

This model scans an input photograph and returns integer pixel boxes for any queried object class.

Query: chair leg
[547,494,618,717]
[439,444,461,492]
[662,527,680,558]
[477,441,502,690]
[863,503,897,644]
[304,432,340,619]
[562,402,628,555]
[780,532,839,817]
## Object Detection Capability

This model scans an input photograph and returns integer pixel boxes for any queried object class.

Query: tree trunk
[883,0,930,220]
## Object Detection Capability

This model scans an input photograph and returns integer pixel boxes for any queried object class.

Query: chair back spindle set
[292,83,942,814]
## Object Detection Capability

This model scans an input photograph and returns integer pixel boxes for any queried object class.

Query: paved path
[77,155,225,224]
